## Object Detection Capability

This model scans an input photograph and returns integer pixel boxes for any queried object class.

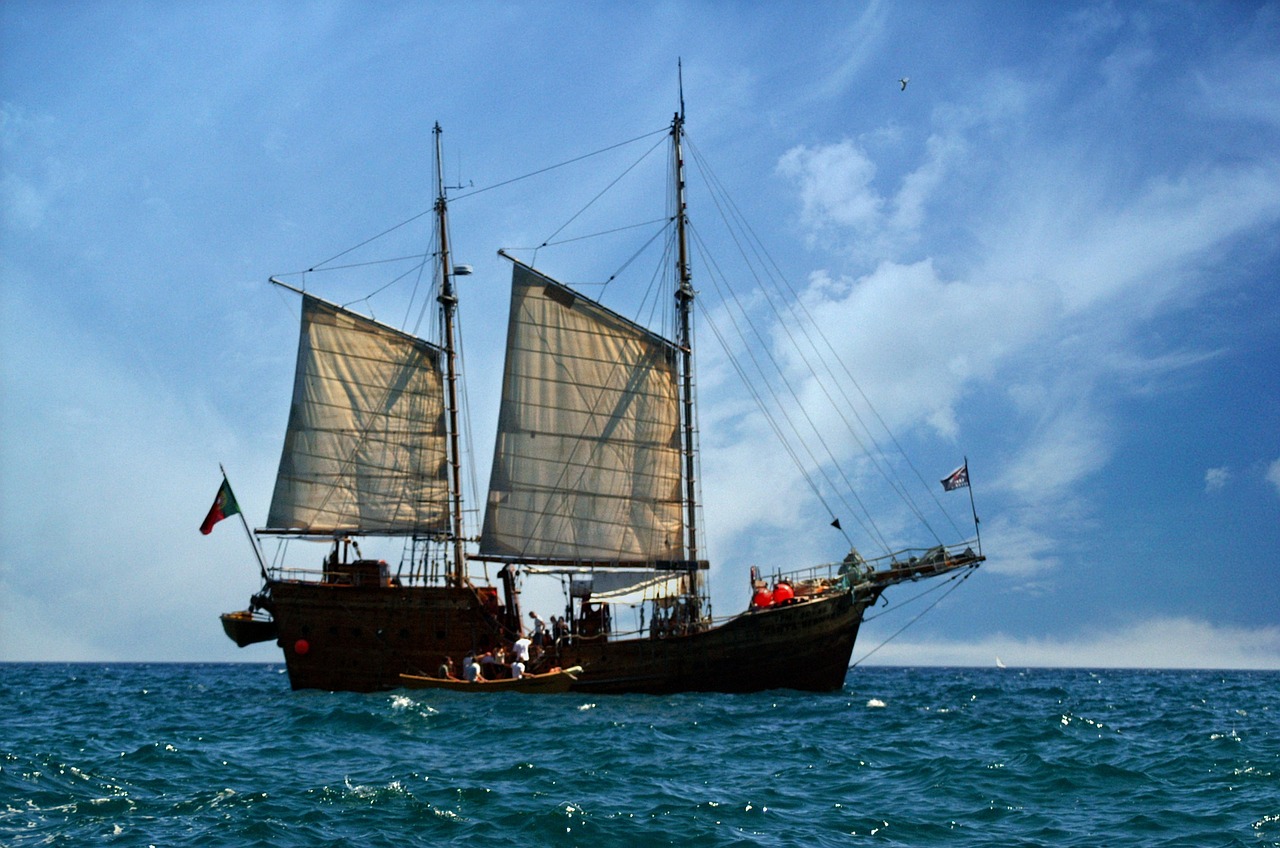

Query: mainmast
[434,122,467,587]
[671,106,700,578]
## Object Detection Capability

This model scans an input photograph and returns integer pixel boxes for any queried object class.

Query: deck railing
[765,540,983,589]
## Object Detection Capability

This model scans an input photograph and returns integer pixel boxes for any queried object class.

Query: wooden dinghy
[398,666,583,694]
[219,609,278,647]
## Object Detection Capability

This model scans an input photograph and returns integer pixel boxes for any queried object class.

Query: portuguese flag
[200,477,241,535]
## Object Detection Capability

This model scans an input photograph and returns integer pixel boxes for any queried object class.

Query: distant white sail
[480,262,684,562]
[266,294,450,535]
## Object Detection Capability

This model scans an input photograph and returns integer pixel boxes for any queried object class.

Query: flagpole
[221,464,269,583]
[964,456,981,556]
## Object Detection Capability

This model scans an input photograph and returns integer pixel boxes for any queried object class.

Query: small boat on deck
[399,666,584,694]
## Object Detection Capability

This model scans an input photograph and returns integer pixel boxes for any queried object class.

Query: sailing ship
[218,106,984,694]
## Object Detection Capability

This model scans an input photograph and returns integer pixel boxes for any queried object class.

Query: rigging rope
[504,217,670,252]
[529,134,668,265]
[849,567,976,667]
[862,566,966,623]
[453,127,669,202]
[685,135,967,546]
[690,221,889,554]
[279,126,669,279]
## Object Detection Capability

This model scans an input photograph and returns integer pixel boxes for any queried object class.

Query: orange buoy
[752,589,773,608]
[772,582,794,604]
[294,638,310,656]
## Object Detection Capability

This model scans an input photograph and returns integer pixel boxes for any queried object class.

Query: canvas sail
[575,570,689,606]
[266,294,450,535]
[480,262,684,562]
[522,566,690,606]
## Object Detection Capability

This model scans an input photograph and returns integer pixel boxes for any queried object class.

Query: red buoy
[752,589,773,608]
[772,582,794,604]
[294,638,310,656]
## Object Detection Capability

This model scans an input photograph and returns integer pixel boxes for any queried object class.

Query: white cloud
[777,140,882,236]
[1204,466,1230,493]
[978,512,1064,578]
[999,403,1110,503]
[979,160,1280,322]
[790,260,1059,440]
[890,133,961,235]
[774,130,967,260]
[1267,458,1280,497]
[860,616,1280,670]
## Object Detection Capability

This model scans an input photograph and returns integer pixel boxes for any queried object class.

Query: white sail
[480,262,684,561]
[266,294,450,535]
[580,570,689,605]
[524,566,690,606]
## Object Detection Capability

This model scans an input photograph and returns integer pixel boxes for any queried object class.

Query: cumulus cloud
[777,141,882,235]
[1204,466,1230,493]
[775,129,965,261]
[1268,459,1280,497]
[791,260,1059,438]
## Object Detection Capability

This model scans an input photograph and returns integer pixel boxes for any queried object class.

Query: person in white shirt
[462,654,482,682]
[511,660,525,679]
[512,637,532,663]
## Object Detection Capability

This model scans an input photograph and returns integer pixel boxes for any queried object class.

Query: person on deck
[511,659,526,680]
[529,611,548,646]
[437,656,456,679]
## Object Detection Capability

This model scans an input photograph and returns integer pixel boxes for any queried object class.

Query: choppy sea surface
[2,664,1277,847]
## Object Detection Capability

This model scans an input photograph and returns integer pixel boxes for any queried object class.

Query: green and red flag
[200,477,241,535]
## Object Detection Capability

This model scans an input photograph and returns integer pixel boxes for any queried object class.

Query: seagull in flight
[899,77,909,91]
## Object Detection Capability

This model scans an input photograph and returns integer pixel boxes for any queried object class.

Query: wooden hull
[560,592,867,694]
[399,666,583,693]
[261,579,877,694]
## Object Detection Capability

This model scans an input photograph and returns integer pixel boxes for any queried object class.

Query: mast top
[677,57,686,122]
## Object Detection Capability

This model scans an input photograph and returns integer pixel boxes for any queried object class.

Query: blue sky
[2,1,1278,668]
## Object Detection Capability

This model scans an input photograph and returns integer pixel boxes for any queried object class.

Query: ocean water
[1,664,1276,847]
